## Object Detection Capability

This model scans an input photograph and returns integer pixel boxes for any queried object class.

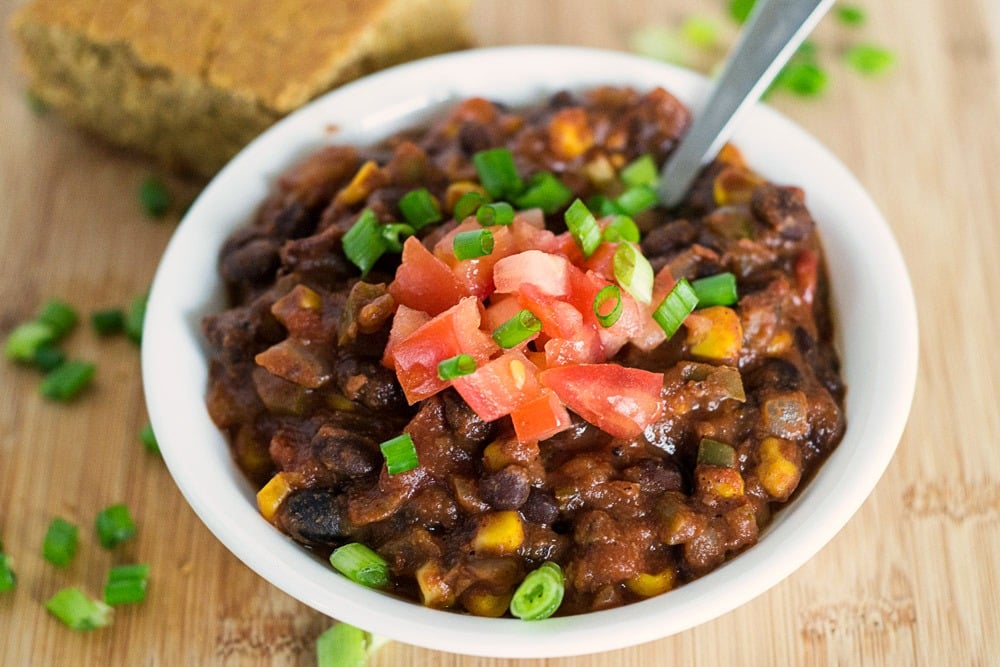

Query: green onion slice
[691,272,738,308]
[43,517,79,568]
[773,62,828,97]
[329,543,390,588]
[45,588,113,631]
[40,361,95,402]
[397,188,443,229]
[4,321,56,362]
[697,438,737,468]
[565,199,602,258]
[37,300,78,338]
[31,344,66,372]
[317,623,373,667]
[453,191,490,221]
[91,309,125,336]
[124,292,148,345]
[593,285,623,328]
[652,278,698,339]
[476,202,515,227]
[139,175,171,218]
[472,148,524,199]
[95,503,137,550]
[453,229,495,260]
[0,553,15,593]
[379,223,415,253]
[437,353,477,381]
[844,43,896,76]
[379,433,419,476]
[615,185,659,216]
[139,423,160,455]
[342,209,387,277]
[728,0,756,24]
[613,242,654,305]
[601,215,640,243]
[514,171,574,214]
[509,562,565,620]
[836,5,865,26]
[492,309,542,349]
[104,563,150,605]
[620,154,658,188]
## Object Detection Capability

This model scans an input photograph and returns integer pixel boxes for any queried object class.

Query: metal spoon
[658,0,835,207]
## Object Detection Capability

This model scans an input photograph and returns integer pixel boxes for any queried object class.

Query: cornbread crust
[10,0,472,176]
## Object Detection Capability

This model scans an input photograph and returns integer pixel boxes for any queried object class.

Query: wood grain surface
[1,0,998,664]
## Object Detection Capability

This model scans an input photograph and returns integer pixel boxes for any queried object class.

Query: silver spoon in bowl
[658,0,836,207]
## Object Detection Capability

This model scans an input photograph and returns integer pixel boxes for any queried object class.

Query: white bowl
[142,46,918,658]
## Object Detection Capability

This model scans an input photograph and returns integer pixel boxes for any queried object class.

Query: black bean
[442,390,494,449]
[312,426,380,479]
[278,489,348,546]
[521,488,560,526]
[479,465,531,511]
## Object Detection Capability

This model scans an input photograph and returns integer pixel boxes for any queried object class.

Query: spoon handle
[658,0,835,207]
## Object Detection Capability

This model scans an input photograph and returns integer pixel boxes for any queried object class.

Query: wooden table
[2,0,998,664]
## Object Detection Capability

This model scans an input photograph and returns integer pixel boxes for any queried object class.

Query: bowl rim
[142,44,918,658]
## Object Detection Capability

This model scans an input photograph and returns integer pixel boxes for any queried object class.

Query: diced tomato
[510,388,572,442]
[516,284,583,340]
[493,250,572,297]
[583,242,618,281]
[630,266,677,351]
[540,364,664,438]
[389,236,468,316]
[452,350,541,422]
[511,217,557,253]
[382,304,430,369]
[389,297,496,404]
[543,327,604,367]
[483,293,525,333]
[435,221,517,300]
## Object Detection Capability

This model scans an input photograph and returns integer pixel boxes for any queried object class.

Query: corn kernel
[757,437,801,501]
[461,588,513,617]
[583,154,617,189]
[713,166,765,206]
[686,306,743,362]
[766,329,793,355]
[716,142,747,168]
[549,108,594,160]
[336,160,380,205]
[297,286,322,311]
[415,561,455,609]
[256,472,296,522]
[697,466,745,500]
[626,569,676,597]
[473,511,525,555]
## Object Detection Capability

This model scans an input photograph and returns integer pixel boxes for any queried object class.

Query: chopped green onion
[509,562,564,620]
[691,272,739,307]
[0,553,15,593]
[844,43,896,76]
[330,543,390,588]
[139,423,160,454]
[31,343,66,372]
[4,321,56,361]
[492,309,542,349]
[602,215,641,243]
[40,360,95,402]
[95,503,137,550]
[45,588,113,630]
[453,229,494,260]
[37,299,78,338]
[138,175,171,218]
[379,223,415,253]
[836,5,865,26]
[317,622,372,667]
[475,202,515,226]
[587,194,622,217]
[565,199,601,258]
[593,285,623,328]
[453,191,490,221]
[613,242,654,305]
[794,40,819,63]
[42,517,79,567]
[698,438,737,468]
[620,154,659,188]
[680,16,720,50]
[437,353,477,381]
[379,433,419,476]
[104,563,150,605]
[652,278,698,339]
[397,188,442,229]
[472,148,524,199]
[342,209,387,277]
[514,171,573,214]
[615,185,659,216]
[91,308,125,336]
[774,62,828,97]
[728,0,756,24]
[124,293,148,345]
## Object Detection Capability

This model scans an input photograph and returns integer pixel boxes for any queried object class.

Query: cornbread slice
[10,0,472,176]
